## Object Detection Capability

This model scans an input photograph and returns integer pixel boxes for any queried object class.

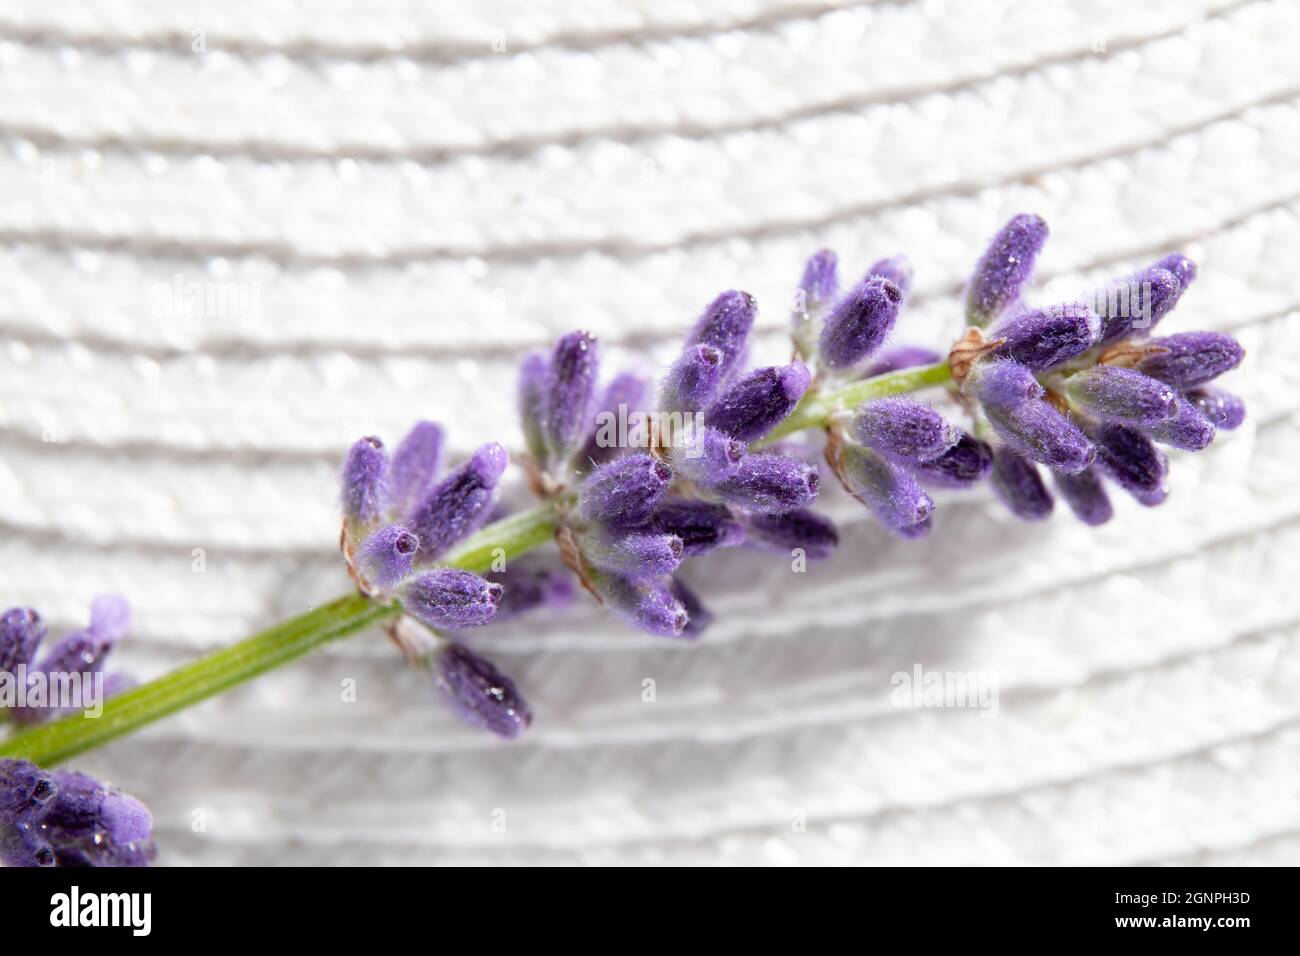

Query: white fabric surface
[1,0,1298,865]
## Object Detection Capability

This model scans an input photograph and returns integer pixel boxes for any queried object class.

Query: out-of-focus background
[1,0,1298,865]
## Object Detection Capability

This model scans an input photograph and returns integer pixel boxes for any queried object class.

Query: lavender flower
[669,425,746,485]
[1141,396,1216,451]
[407,443,509,562]
[792,249,840,361]
[852,397,959,465]
[966,358,1044,410]
[1092,266,1181,344]
[864,255,913,297]
[685,290,756,383]
[990,448,1054,521]
[1092,424,1169,500]
[649,499,746,556]
[991,303,1099,371]
[668,578,714,639]
[435,644,531,740]
[518,352,551,463]
[705,361,811,442]
[1186,387,1246,430]
[0,607,44,674]
[488,563,576,621]
[576,371,648,472]
[1063,366,1177,428]
[833,442,934,537]
[580,530,684,580]
[1136,332,1245,389]
[387,421,445,517]
[819,276,902,370]
[659,344,725,415]
[579,454,673,528]
[1053,468,1114,526]
[983,397,1095,474]
[399,569,503,631]
[590,571,689,638]
[713,453,820,513]
[965,213,1048,326]
[341,436,388,529]
[355,523,420,592]
[910,432,994,488]
[1,759,155,867]
[745,509,839,560]
[542,331,600,461]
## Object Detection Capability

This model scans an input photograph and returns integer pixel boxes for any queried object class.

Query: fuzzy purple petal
[1093,424,1169,498]
[1140,396,1216,451]
[985,399,1095,474]
[990,448,1054,521]
[705,361,811,442]
[685,290,756,383]
[670,425,746,485]
[992,302,1100,371]
[518,352,551,463]
[745,509,839,560]
[0,608,45,675]
[1053,468,1113,526]
[818,276,902,369]
[649,499,746,556]
[407,443,508,562]
[400,569,503,631]
[436,644,531,739]
[543,331,600,460]
[965,213,1048,326]
[837,444,934,536]
[1064,366,1178,427]
[580,454,674,529]
[388,421,445,516]
[581,530,684,580]
[1137,332,1244,389]
[659,343,726,414]
[967,358,1044,410]
[576,371,648,472]
[668,578,713,639]
[864,255,913,297]
[853,396,960,465]
[864,346,943,377]
[713,453,820,513]
[340,436,389,527]
[911,432,994,488]
[593,572,689,638]
[355,523,420,591]
[1092,267,1181,343]
[1186,388,1246,431]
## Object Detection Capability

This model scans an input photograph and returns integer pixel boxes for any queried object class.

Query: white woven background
[1,0,1298,865]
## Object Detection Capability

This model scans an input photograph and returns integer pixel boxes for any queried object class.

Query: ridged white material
[1,0,1296,865]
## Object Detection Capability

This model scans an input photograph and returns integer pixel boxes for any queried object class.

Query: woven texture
[1,0,1298,865]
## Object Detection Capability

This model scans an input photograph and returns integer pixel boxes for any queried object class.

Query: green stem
[0,363,949,767]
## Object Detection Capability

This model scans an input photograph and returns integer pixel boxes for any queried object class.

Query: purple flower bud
[592,572,689,638]
[32,629,114,682]
[1137,332,1245,389]
[852,396,960,465]
[669,578,713,639]
[407,443,508,562]
[355,523,420,591]
[910,432,994,488]
[745,509,839,560]
[713,453,820,513]
[576,372,648,472]
[1064,366,1178,427]
[1093,424,1169,498]
[1186,387,1246,431]
[685,290,756,383]
[1153,253,1197,291]
[0,608,45,674]
[543,331,600,460]
[670,425,746,485]
[984,399,1095,474]
[399,569,503,631]
[0,758,57,821]
[659,343,726,414]
[705,361,811,442]
[518,352,550,463]
[990,448,1054,521]
[341,436,388,527]
[388,421,445,516]
[1053,468,1113,526]
[965,213,1048,326]
[580,454,673,528]
[992,302,1100,371]
[966,358,1044,409]
[864,255,913,297]
[1092,267,1180,343]
[88,595,131,644]
[864,345,943,377]
[819,276,902,370]
[835,443,933,536]
[794,249,840,320]
[896,514,934,539]
[581,530,684,580]
[435,644,531,739]
[650,499,746,556]
[488,563,575,621]
[1140,396,1216,451]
